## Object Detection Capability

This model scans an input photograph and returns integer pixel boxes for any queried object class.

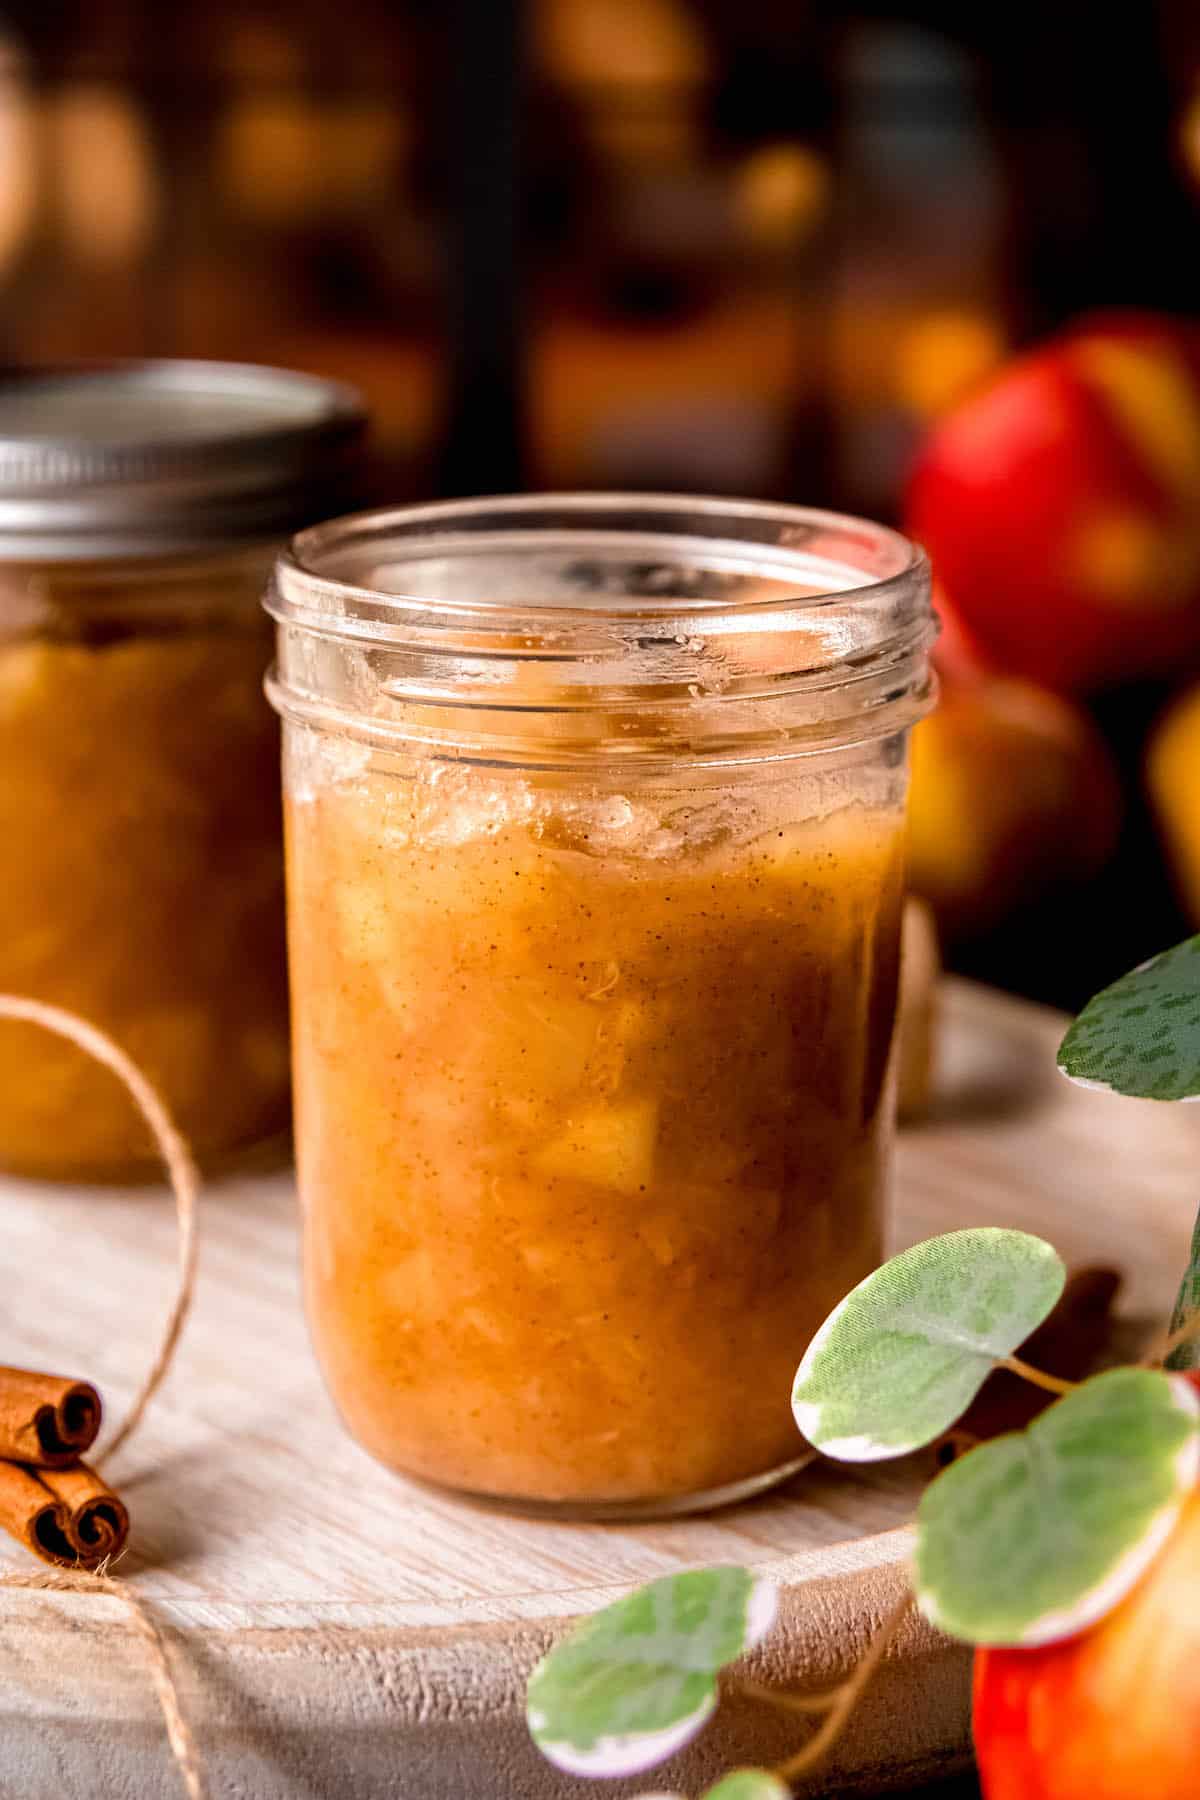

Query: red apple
[974,1488,1200,1799]
[930,581,994,684]
[907,312,1200,694]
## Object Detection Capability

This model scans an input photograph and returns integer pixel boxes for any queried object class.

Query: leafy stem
[737,1680,839,1718]
[996,1354,1076,1396]
[1142,1311,1200,1369]
[526,935,1200,1798]
[772,1590,912,1783]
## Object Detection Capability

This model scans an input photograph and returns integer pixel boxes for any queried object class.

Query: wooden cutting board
[2,979,1197,1800]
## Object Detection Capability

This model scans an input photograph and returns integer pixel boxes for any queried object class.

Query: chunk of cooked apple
[533,1098,659,1194]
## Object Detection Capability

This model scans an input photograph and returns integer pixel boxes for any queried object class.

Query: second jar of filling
[0,362,365,1178]
[268,496,934,1516]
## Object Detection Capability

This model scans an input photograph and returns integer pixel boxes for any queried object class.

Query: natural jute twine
[0,994,205,1799]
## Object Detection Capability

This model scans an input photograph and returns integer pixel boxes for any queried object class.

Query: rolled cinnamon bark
[0,1462,77,1565]
[41,1462,129,1562]
[0,1367,101,1468]
[0,1460,128,1567]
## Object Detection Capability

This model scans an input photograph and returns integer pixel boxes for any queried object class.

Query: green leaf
[526,1567,777,1778]
[1058,935,1200,1101]
[915,1367,1200,1647]
[1168,1208,1200,1371]
[630,1774,790,1800]
[703,1774,790,1799]
[792,1229,1065,1461]
[1060,939,1200,1367]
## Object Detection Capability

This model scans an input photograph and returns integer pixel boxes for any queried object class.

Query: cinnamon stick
[0,1366,101,1468]
[0,1462,79,1566]
[0,1460,128,1568]
[41,1463,129,1563]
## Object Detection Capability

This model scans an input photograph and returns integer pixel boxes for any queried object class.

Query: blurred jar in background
[0,361,365,1178]
[0,10,437,489]
[183,13,440,489]
[0,37,38,283]
[0,25,163,363]
[529,0,831,497]
[829,24,1008,515]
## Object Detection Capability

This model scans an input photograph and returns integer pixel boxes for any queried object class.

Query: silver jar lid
[0,360,367,559]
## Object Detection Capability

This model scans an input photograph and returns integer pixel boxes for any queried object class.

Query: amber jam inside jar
[0,362,364,1178]
[267,495,934,1517]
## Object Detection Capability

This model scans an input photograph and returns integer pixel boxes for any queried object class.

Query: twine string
[0,994,204,1796]
[0,995,200,1466]
[0,1568,207,1800]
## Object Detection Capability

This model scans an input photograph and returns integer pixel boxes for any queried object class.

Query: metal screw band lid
[0,360,368,559]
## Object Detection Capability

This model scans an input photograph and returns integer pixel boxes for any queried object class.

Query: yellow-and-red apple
[907,674,1122,936]
[907,312,1200,695]
[974,1484,1200,1800]
[1147,680,1200,924]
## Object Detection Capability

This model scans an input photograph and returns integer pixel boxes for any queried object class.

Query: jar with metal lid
[0,361,366,1179]
[268,494,934,1517]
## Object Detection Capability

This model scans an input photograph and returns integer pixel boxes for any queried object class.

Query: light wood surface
[1,978,1197,1799]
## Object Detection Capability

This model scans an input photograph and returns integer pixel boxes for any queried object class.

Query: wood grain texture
[0,978,1196,1799]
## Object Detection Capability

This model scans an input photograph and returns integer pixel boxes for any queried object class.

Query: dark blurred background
[7,0,1197,498]
[4,0,1200,1009]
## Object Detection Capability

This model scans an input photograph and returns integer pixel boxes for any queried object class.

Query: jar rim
[276,491,926,630]
[267,493,935,770]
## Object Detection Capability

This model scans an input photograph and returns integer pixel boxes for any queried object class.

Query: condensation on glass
[267,495,935,1518]
[0,361,365,1178]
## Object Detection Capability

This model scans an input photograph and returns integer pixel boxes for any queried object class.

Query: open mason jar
[0,362,365,1178]
[267,495,934,1517]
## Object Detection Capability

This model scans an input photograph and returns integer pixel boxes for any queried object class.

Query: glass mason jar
[0,361,365,1178]
[267,495,934,1517]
